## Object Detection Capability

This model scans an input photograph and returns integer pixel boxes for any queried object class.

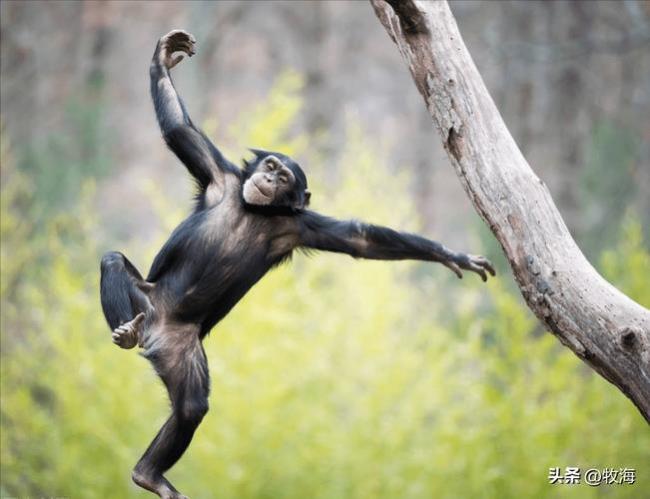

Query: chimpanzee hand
[157,29,196,70]
[443,253,496,282]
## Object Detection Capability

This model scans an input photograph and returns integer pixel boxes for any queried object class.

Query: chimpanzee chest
[169,207,293,328]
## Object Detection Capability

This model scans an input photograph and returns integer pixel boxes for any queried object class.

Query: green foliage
[2,76,649,499]
[579,121,642,258]
[17,94,112,217]
[0,132,34,313]
[600,215,650,307]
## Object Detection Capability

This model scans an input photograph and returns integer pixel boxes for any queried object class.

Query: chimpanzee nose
[264,173,274,183]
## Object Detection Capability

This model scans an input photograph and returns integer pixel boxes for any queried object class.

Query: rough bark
[371,0,650,422]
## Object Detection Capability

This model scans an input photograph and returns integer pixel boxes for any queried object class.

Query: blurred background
[1,1,649,498]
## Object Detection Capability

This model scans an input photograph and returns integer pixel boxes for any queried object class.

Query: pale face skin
[242,155,297,206]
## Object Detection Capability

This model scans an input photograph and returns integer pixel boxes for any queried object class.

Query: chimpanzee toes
[132,468,188,499]
[111,314,144,349]
[132,312,145,328]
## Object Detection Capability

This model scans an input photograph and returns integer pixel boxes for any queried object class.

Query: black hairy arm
[298,211,495,281]
[150,30,238,191]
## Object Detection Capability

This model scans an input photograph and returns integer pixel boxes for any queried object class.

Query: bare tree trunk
[370,0,650,423]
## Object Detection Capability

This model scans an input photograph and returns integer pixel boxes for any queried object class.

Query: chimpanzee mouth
[243,179,273,204]
[252,181,273,200]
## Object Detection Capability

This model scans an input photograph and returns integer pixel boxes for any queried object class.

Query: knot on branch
[447,127,463,162]
[385,0,430,36]
[619,326,649,355]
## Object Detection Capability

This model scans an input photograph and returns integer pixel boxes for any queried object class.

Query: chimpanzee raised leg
[100,251,153,349]
[133,327,210,499]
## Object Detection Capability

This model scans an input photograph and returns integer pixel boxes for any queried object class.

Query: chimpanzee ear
[248,148,268,159]
[293,190,310,211]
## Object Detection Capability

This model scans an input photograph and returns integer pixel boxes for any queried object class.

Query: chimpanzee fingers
[459,257,486,281]
[113,334,136,349]
[169,55,185,69]
[473,265,488,282]
[173,41,196,56]
[112,323,139,349]
[163,29,185,38]
[164,41,195,58]
[172,30,196,44]
[112,333,127,347]
[475,255,496,276]
[443,260,463,279]
[132,312,146,327]
[464,254,495,280]
[163,29,195,45]
[169,32,196,50]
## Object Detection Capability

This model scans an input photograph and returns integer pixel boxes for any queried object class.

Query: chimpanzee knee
[100,251,126,272]
[177,396,209,425]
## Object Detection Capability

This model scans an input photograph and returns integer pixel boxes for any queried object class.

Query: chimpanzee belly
[175,255,273,336]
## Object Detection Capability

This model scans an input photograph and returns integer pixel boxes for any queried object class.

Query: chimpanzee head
[242,149,311,211]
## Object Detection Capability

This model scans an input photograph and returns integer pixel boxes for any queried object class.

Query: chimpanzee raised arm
[149,30,238,194]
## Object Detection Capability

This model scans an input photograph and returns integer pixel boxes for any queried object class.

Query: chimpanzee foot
[112,312,145,349]
[132,469,188,499]
[444,253,496,282]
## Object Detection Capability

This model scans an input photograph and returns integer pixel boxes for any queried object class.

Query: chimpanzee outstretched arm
[298,211,495,281]
[150,30,237,191]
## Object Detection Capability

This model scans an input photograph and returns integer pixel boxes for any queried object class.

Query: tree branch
[370,0,650,422]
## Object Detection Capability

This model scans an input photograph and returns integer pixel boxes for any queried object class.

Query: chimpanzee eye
[279,175,288,184]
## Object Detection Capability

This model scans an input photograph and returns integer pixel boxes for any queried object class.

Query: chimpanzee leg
[100,251,153,348]
[133,330,210,499]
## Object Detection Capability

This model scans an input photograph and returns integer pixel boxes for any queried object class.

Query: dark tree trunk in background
[371,0,650,422]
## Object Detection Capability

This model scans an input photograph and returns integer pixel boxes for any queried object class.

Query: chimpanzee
[100,30,495,499]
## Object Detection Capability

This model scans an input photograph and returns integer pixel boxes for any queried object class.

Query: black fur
[99,31,494,499]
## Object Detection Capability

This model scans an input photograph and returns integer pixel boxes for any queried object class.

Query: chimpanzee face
[242,150,310,210]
